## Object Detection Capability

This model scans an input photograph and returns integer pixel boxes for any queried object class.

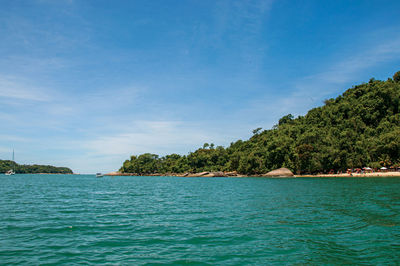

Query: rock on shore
[105,169,298,178]
[262,168,295,177]
[183,171,226,177]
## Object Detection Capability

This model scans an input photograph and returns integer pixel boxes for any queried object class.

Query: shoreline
[298,172,400,177]
[105,171,400,178]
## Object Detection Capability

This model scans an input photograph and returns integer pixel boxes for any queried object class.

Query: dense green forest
[120,71,400,175]
[0,160,73,174]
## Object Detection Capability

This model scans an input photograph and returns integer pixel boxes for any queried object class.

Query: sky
[1,0,400,174]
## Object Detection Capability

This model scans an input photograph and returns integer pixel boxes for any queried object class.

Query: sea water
[0,174,399,264]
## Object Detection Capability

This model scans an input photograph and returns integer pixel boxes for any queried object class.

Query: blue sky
[1,0,400,173]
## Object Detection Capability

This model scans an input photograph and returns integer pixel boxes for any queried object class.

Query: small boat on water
[5,149,16,175]
[96,173,103,178]
[5,169,15,176]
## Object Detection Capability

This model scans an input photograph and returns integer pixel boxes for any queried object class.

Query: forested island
[120,71,400,176]
[0,160,73,174]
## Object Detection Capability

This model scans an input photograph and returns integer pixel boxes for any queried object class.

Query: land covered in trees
[0,160,73,174]
[120,71,400,175]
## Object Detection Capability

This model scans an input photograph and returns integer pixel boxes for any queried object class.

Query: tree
[0,160,73,174]
[278,114,294,125]
[120,72,400,175]
[252,127,262,135]
[394,71,400,83]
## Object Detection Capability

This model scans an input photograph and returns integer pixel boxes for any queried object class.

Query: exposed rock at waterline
[263,168,295,177]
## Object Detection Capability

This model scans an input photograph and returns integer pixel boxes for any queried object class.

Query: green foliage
[394,71,400,83]
[120,153,160,174]
[120,72,400,175]
[252,127,262,135]
[0,160,73,174]
[278,114,294,126]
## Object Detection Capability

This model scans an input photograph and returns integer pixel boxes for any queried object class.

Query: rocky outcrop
[262,168,295,177]
[183,171,228,177]
[204,171,225,177]
[188,171,210,177]
[108,169,297,178]
[225,171,238,176]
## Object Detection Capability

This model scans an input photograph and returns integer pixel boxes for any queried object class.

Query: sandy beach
[299,172,400,177]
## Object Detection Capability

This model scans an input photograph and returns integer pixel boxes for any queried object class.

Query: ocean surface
[0,175,399,265]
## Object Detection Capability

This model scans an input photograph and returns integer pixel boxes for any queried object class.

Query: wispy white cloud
[83,85,143,108]
[240,35,400,127]
[1,1,399,174]
[0,134,31,143]
[0,75,52,102]
[287,37,400,107]
[213,0,273,40]
[0,56,69,74]
[83,120,229,157]
[211,0,274,69]
[0,4,90,53]
[33,84,145,133]
[308,38,400,86]
[34,120,240,173]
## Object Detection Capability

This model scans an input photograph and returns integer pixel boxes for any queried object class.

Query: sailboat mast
[12,149,15,172]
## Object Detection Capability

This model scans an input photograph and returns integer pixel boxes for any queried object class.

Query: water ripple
[0,175,399,264]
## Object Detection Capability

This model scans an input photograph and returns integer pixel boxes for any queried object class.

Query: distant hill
[120,71,400,175]
[0,160,73,174]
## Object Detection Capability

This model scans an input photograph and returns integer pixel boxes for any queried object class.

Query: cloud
[213,0,274,39]
[0,75,52,102]
[0,3,90,53]
[289,37,400,105]
[309,38,400,85]
[38,120,241,173]
[239,35,400,127]
[212,0,274,67]
[0,56,69,75]
[83,121,228,157]
[82,85,143,108]
[0,134,31,143]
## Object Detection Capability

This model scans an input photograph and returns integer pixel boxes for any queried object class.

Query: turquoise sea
[0,174,399,265]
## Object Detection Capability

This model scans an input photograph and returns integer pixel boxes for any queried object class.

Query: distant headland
[0,160,73,174]
[118,71,400,177]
